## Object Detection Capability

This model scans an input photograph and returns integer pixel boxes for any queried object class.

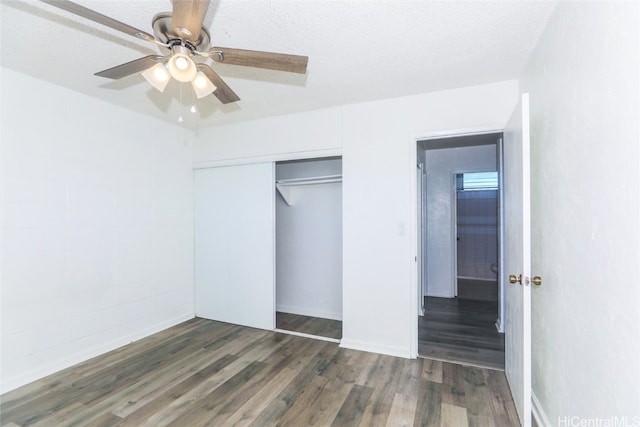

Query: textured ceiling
[0,1,556,129]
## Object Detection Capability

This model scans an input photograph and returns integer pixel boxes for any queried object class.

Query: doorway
[455,171,499,301]
[416,133,505,369]
[274,157,343,341]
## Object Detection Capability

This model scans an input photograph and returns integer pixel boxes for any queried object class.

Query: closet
[193,157,342,340]
[275,158,343,340]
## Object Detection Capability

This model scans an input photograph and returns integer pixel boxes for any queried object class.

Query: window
[456,171,498,191]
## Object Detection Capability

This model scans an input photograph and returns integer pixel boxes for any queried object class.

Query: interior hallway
[419,285,504,370]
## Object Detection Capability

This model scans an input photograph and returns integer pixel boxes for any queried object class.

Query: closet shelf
[276,174,342,206]
[276,174,342,186]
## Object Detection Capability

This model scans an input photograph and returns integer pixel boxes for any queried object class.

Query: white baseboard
[1,313,194,394]
[276,304,342,321]
[532,391,551,427]
[339,338,411,358]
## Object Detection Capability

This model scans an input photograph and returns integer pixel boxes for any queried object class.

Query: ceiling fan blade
[198,64,240,104]
[95,55,165,79]
[40,0,156,43]
[210,47,308,74]
[171,0,209,44]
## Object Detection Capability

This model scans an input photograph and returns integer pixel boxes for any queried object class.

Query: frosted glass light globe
[167,54,197,82]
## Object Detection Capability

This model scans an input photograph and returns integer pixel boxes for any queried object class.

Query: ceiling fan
[40,0,309,104]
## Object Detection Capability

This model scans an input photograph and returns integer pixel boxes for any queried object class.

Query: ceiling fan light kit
[191,71,217,99]
[39,0,309,105]
[166,47,198,83]
[141,63,170,92]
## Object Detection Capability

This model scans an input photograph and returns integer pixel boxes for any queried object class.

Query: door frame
[497,136,506,333]
[409,125,504,358]
[450,167,501,300]
[417,160,426,316]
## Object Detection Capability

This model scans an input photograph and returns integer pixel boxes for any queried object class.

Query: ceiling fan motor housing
[152,12,211,51]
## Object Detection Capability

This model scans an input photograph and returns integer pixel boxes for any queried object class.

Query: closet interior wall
[275,158,343,321]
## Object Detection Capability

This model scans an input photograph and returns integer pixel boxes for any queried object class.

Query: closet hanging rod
[275,174,342,186]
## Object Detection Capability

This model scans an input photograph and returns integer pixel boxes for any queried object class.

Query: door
[194,162,275,330]
[503,93,532,426]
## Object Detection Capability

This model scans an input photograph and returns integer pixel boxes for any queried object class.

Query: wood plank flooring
[276,312,342,340]
[0,318,518,426]
[456,279,498,302]
[419,297,505,370]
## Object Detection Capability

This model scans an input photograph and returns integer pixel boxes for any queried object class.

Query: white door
[194,162,275,330]
[503,93,532,426]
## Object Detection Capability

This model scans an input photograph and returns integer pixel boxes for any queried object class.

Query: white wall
[0,68,195,393]
[521,3,640,423]
[422,145,497,298]
[194,80,518,357]
[276,159,342,320]
[193,107,343,165]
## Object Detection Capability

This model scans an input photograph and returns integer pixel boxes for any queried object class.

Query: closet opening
[274,157,343,341]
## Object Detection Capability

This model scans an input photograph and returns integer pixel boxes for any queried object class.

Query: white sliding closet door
[194,162,275,330]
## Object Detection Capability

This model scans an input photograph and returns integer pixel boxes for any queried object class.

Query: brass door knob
[509,274,521,284]
[532,276,542,286]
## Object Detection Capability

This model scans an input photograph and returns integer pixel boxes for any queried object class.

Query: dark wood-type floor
[456,279,498,302]
[419,297,505,370]
[276,312,342,340]
[0,318,519,426]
